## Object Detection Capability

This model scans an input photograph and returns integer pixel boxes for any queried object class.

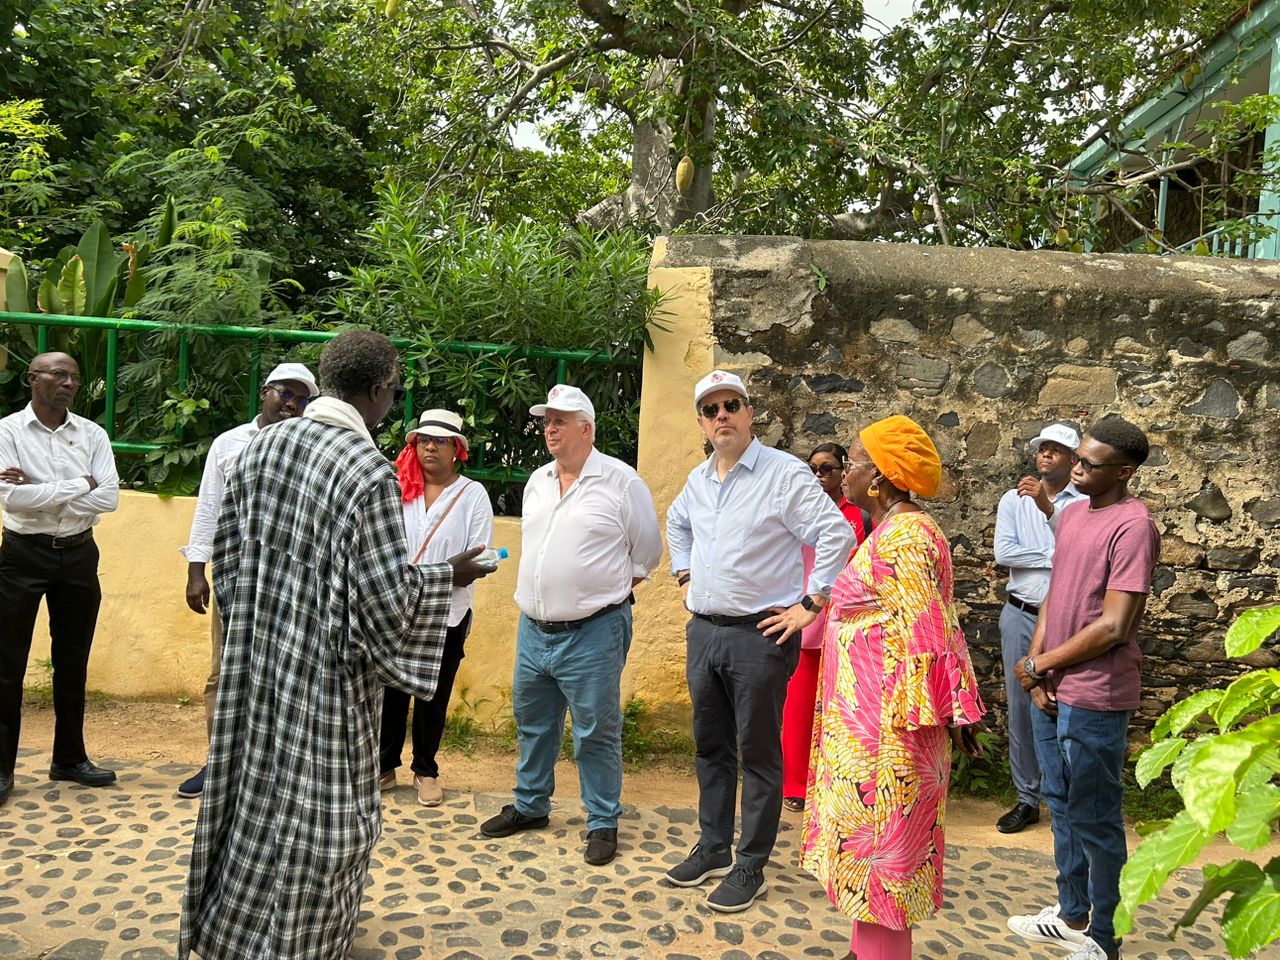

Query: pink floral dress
[800,511,985,929]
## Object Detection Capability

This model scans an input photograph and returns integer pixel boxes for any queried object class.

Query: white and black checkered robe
[178,416,453,960]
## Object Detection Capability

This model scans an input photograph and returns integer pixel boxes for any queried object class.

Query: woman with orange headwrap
[801,415,985,960]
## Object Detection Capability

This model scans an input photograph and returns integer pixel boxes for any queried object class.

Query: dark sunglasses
[810,463,839,477]
[388,383,407,404]
[1073,453,1128,472]
[415,434,455,447]
[264,384,310,408]
[699,398,743,419]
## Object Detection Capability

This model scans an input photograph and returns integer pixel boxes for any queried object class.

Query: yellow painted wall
[8,242,716,719]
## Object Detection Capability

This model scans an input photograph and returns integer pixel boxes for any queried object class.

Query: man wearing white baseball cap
[665,369,855,912]
[481,383,661,867]
[176,361,319,798]
[991,422,1085,834]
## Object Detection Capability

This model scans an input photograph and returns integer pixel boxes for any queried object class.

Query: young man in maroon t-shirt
[1005,417,1160,960]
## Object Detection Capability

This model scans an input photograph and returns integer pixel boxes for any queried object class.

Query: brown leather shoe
[378,770,396,791]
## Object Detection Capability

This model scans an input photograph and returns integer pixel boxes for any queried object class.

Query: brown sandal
[783,796,805,812]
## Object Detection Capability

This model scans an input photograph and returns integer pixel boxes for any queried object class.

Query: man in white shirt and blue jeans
[665,370,855,912]
[176,362,319,798]
[992,422,1085,834]
[480,385,661,867]
[0,352,119,804]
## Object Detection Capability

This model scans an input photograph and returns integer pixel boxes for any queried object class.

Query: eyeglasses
[842,458,876,472]
[264,384,310,408]
[1073,454,1128,472]
[31,369,82,385]
[699,398,743,419]
[415,434,455,447]
[810,463,839,477]
[388,383,407,404]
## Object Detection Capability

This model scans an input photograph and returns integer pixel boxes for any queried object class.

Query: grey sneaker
[664,843,733,887]
[706,863,767,913]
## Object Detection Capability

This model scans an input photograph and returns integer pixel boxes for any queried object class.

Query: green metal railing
[0,311,636,485]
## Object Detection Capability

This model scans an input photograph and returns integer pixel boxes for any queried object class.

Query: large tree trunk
[579,59,716,234]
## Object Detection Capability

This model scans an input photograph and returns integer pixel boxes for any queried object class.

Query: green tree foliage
[333,186,664,505]
[1117,605,1280,959]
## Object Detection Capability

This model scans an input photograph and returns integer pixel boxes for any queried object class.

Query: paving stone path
[0,752,1237,960]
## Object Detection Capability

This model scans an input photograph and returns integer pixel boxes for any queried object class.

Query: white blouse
[402,476,495,627]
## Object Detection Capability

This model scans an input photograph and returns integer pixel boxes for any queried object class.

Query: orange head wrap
[859,415,942,498]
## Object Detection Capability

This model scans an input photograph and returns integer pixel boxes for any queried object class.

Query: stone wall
[649,236,1280,735]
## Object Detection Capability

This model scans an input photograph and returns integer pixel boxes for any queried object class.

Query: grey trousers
[1000,601,1042,807]
[685,614,800,871]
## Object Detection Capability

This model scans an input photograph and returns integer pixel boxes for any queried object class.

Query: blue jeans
[512,606,631,831]
[1031,699,1132,956]
[1000,603,1041,807]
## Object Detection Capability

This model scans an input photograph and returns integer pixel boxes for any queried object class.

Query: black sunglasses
[699,398,743,419]
[1073,453,1128,472]
[810,463,839,477]
[388,383,407,404]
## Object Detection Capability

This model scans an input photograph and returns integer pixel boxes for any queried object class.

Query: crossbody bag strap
[411,480,470,566]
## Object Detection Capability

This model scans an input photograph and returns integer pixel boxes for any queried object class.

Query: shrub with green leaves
[1116,604,1280,958]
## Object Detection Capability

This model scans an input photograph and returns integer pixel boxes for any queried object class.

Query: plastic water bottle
[476,547,508,569]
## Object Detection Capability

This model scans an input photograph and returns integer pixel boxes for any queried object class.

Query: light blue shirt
[667,438,856,616]
[994,482,1086,605]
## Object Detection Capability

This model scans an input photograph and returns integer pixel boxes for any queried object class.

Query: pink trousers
[852,920,912,959]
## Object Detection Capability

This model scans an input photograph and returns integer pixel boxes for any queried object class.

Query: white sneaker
[1006,904,1089,946]
[1064,940,1110,960]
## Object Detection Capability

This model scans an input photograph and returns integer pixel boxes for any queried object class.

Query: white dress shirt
[994,482,1086,605]
[403,476,495,627]
[0,403,119,536]
[180,418,262,564]
[516,448,662,622]
[667,438,856,617]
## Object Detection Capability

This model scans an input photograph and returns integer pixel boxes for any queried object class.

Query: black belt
[693,611,771,627]
[529,595,632,634]
[1007,596,1040,617]
[7,529,95,550]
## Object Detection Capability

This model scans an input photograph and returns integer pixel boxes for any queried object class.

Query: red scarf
[394,443,425,503]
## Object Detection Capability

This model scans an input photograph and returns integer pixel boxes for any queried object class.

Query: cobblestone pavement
[1,752,1238,960]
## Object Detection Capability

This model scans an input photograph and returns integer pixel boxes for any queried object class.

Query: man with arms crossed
[992,423,1085,834]
[1007,416,1160,960]
[665,370,855,912]
[480,384,661,867]
[177,361,319,798]
[0,352,119,804]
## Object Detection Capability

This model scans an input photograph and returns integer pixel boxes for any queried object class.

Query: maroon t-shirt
[1041,494,1160,711]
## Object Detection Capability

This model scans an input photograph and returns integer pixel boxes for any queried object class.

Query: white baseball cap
[265,362,319,398]
[1030,423,1081,452]
[530,384,595,422]
[693,370,749,406]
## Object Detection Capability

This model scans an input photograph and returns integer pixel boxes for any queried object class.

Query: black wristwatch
[800,594,822,612]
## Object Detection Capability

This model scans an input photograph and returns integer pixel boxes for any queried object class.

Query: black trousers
[686,614,801,871]
[0,532,102,774]
[379,610,471,778]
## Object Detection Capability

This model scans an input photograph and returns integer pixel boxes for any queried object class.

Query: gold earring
[867,482,880,498]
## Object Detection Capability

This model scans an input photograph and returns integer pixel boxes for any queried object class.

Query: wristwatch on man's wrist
[1023,656,1045,681]
[800,594,826,612]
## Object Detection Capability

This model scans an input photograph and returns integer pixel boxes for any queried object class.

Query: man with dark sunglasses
[1007,416,1160,960]
[665,370,855,913]
[176,362,318,799]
